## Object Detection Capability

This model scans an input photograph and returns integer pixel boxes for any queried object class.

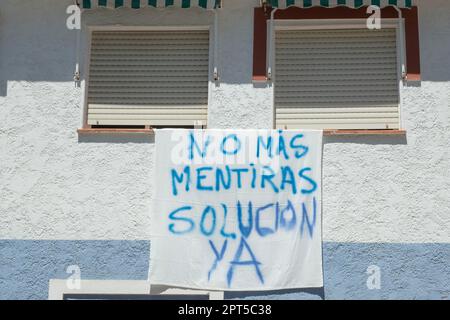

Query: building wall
[0,0,449,299]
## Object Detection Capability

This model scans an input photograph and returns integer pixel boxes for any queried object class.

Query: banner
[149,129,323,291]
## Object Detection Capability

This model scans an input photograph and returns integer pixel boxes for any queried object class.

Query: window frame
[48,279,224,300]
[81,25,215,130]
[270,18,405,130]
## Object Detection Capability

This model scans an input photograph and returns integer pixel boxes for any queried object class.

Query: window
[273,23,401,130]
[252,6,421,132]
[85,28,210,128]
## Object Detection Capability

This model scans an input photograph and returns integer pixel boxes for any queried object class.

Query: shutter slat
[276,99,399,105]
[276,29,395,37]
[89,65,209,70]
[277,118,399,124]
[277,81,398,87]
[277,75,398,81]
[88,87,207,94]
[89,83,207,88]
[89,114,208,121]
[89,104,206,110]
[89,99,207,104]
[87,30,209,127]
[276,113,398,119]
[89,77,207,82]
[89,108,207,114]
[90,72,208,77]
[275,28,400,130]
[89,92,208,98]
[87,119,207,126]
[275,66,397,73]
[277,107,399,113]
[276,123,399,130]
[276,90,399,96]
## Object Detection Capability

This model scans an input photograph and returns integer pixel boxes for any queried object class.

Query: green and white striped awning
[268,0,414,9]
[81,0,220,10]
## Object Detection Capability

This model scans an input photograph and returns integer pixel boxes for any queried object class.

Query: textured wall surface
[1,240,449,300]
[0,0,449,299]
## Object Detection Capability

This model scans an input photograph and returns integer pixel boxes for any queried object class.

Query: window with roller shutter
[274,27,401,130]
[85,29,210,128]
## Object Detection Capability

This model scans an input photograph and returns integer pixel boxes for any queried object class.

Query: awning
[81,0,221,10]
[268,0,414,9]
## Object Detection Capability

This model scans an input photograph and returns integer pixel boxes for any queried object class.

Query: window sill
[252,75,268,83]
[77,128,405,136]
[77,128,154,135]
[323,129,406,136]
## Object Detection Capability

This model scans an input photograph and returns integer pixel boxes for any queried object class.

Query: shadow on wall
[77,132,408,145]
[0,0,78,96]
[1,0,450,96]
[0,2,218,97]
[324,134,407,146]
[418,0,450,82]
[224,287,325,300]
[78,133,155,144]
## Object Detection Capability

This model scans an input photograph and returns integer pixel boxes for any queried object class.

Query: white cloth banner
[149,129,323,291]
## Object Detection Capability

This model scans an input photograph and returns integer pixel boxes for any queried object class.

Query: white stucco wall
[0,0,449,245]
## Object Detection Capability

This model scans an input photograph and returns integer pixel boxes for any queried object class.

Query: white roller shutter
[86,30,210,127]
[275,28,400,130]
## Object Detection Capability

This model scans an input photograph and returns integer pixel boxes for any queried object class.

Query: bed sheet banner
[149,129,323,291]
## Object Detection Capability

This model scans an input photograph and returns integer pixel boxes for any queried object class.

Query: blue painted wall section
[0,241,449,300]
[227,243,450,300]
[0,240,150,300]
